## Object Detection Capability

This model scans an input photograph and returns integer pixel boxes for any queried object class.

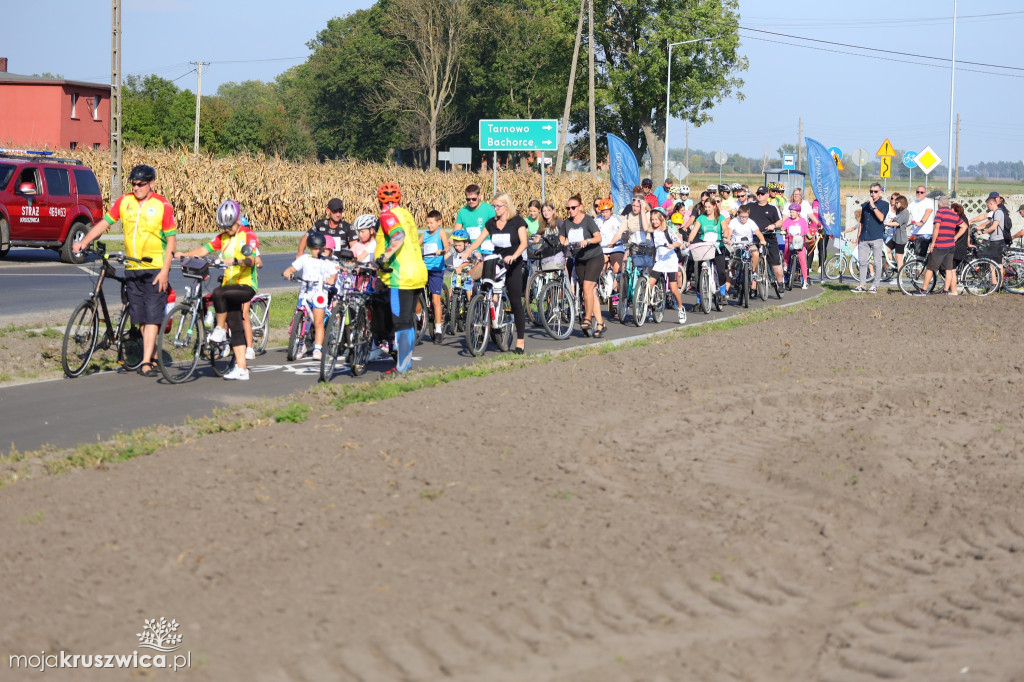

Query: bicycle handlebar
[82,244,152,265]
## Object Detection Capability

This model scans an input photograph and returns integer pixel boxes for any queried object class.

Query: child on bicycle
[420,210,449,344]
[649,208,686,323]
[729,205,766,296]
[783,203,811,289]
[446,229,477,300]
[283,232,339,361]
[351,214,378,264]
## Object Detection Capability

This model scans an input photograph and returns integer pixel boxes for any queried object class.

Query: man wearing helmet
[178,199,260,379]
[75,164,177,377]
[375,182,428,374]
[640,178,658,210]
[298,197,355,258]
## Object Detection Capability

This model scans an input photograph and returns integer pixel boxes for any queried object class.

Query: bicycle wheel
[525,270,545,326]
[755,257,768,300]
[319,312,343,382]
[287,309,305,361]
[349,306,372,376]
[465,293,490,356]
[741,263,751,309]
[157,303,203,384]
[209,338,233,377]
[617,270,631,323]
[632,277,649,327]
[785,254,795,291]
[823,255,844,281]
[61,299,99,378]
[881,258,895,282]
[962,258,1002,296]
[495,292,514,352]
[651,278,666,323]
[414,289,429,345]
[249,296,269,354]
[698,268,711,314]
[115,311,144,371]
[1003,259,1024,294]
[897,259,928,295]
[539,279,575,340]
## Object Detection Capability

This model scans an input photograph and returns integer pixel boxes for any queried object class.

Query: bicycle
[824,239,898,283]
[1002,247,1024,294]
[631,268,667,326]
[534,248,577,340]
[728,239,757,309]
[897,240,1002,296]
[446,268,473,335]
[156,255,234,383]
[319,260,378,382]
[61,242,147,378]
[525,234,563,326]
[247,292,272,355]
[465,254,515,356]
[616,242,655,326]
[690,241,723,314]
[286,275,332,362]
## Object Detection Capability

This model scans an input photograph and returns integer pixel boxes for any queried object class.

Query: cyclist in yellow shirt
[76,164,177,377]
[374,182,427,374]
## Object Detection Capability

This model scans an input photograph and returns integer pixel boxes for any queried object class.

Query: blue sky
[5,0,1021,167]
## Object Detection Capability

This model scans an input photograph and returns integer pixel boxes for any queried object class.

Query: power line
[737,33,1024,80]
[737,26,1024,73]
[740,9,1024,29]
[208,56,306,65]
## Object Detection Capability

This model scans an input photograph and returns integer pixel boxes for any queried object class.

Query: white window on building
[92,95,101,121]
[70,93,79,119]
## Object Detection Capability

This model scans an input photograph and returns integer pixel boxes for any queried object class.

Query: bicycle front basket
[541,251,566,271]
[182,257,210,279]
[688,241,717,262]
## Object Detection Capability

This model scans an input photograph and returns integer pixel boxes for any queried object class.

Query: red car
[0,150,104,264]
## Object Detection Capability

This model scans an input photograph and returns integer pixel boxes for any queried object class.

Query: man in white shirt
[907,185,935,256]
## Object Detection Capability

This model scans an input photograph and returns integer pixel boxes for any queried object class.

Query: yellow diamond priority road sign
[914,146,942,175]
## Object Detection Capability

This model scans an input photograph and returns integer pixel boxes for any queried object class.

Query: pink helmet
[322,235,337,251]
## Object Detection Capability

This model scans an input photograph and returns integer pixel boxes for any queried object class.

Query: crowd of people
[74,165,1021,381]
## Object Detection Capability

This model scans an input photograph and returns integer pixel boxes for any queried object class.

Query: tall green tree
[575,0,746,181]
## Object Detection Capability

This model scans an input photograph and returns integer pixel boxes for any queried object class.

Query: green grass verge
[0,285,853,488]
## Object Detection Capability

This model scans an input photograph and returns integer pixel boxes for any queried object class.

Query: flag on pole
[806,137,842,237]
[607,134,639,214]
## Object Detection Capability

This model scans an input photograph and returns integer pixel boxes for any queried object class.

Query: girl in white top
[594,198,627,316]
[648,208,685,323]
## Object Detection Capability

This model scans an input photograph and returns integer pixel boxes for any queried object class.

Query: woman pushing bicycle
[177,199,259,381]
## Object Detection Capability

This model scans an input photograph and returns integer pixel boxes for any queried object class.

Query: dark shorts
[761,233,781,266]
[982,241,1006,262]
[426,269,444,296]
[926,247,955,272]
[125,269,168,326]
[389,287,418,331]
[886,240,905,255]
[575,255,603,283]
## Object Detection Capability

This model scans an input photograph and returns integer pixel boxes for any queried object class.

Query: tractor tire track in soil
[2,293,1023,680]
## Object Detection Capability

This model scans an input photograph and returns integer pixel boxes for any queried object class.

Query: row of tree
[120,0,746,179]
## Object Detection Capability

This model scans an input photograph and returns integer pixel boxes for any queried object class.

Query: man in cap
[297,197,356,257]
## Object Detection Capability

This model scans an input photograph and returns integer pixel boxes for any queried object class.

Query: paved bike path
[0,284,821,452]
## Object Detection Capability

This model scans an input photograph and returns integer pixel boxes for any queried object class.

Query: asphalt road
[0,248,298,322]
[0,282,822,453]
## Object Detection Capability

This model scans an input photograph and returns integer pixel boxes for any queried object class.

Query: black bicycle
[61,242,147,377]
[319,259,378,382]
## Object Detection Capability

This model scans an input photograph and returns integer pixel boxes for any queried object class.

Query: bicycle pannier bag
[182,257,210,279]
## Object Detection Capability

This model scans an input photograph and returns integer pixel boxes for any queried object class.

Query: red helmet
[377,183,402,205]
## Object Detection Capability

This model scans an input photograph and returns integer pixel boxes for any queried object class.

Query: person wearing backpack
[972,193,1009,264]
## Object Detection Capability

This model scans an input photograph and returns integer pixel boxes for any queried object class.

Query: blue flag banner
[805,136,843,237]
[607,134,639,214]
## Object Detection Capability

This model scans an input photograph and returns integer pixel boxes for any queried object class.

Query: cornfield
[71,146,607,234]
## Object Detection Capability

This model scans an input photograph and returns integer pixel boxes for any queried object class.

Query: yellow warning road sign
[876,138,896,157]
[880,156,892,178]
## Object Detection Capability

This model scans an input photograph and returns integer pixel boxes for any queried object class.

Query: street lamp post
[664,37,714,184]
[946,0,957,194]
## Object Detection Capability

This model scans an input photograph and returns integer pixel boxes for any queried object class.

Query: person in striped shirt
[914,195,958,296]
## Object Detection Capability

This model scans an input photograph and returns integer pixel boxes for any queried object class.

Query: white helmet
[216,199,241,228]
[679,184,690,195]
[707,184,718,192]
[353,214,378,232]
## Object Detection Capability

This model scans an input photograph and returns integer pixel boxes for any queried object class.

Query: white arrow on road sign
[542,140,552,145]
[542,124,553,131]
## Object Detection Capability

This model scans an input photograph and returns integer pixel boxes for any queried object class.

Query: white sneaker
[312,348,322,361]
[677,309,686,324]
[223,366,249,381]
[802,282,808,290]
[245,347,255,360]
[208,326,227,343]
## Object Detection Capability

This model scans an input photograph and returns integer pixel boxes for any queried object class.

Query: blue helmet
[452,229,471,242]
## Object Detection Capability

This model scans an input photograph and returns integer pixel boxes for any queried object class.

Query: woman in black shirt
[560,193,604,336]
[468,191,530,353]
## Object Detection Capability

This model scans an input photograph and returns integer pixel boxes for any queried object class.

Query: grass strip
[0,285,853,488]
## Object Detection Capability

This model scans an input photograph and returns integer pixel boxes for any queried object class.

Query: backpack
[999,207,1013,243]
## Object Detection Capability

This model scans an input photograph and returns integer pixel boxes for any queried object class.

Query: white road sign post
[714,151,727,185]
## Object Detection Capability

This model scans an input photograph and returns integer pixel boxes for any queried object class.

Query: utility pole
[954,113,961,196]
[797,117,802,169]
[685,121,689,172]
[587,0,597,178]
[110,0,122,199]
[190,61,209,154]
[947,0,957,193]
[555,0,586,175]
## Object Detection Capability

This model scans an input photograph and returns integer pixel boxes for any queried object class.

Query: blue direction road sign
[478,119,558,151]
[902,150,918,169]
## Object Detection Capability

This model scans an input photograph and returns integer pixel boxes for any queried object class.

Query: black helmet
[306,231,327,250]
[718,184,730,194]
[641,177,653,187]
[128,165,156,183]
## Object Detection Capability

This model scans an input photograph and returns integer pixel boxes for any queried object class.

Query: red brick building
[0,58,110,152]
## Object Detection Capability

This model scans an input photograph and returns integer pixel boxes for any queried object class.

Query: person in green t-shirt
[686,196,732,299]
[524,200,541,236]
[455,184,496,255]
